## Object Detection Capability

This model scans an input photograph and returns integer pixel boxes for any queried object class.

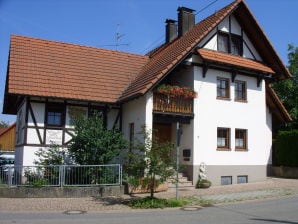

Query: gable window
[217,127,230,150]
[231,35,242,56]
[217,77,230,99]
[218,31,243,56]
[235,129,247,150]
[46,104,64,127]
[235,80,247,101]
[218,32,229,53]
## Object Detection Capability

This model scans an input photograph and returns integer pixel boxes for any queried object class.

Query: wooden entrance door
[153,123,172,143]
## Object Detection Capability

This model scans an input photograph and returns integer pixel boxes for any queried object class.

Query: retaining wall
[0,186,124,198]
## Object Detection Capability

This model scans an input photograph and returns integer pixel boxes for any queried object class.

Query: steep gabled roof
[119,0,240,101]
[6,35,148,104]
[119,0,291,102]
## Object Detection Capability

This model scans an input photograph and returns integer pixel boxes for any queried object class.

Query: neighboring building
[0,123,16,153]
[2,0,292,185]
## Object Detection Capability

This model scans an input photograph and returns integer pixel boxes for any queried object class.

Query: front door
[153,123,172,143]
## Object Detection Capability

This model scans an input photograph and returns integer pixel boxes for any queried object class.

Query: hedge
[275,129,298,167]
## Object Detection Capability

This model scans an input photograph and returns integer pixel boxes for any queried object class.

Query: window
[235,80,247,101]
[218,31,242,56]
[218,32,229,53]
[231,35,242,56]
[221,176,232,185]
[237,175,248,184]
[217,77,230,99]
[235,129,247,150]
[46,105,64,127]
[217,127,230,150]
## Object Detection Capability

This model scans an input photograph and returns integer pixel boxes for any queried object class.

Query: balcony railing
[153,93,193,114]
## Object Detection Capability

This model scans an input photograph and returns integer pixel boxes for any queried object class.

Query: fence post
[59,165,65,187]
[7,166,12,187]
[120,165,122,186]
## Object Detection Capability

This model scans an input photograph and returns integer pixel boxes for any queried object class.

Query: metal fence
[0,164,122,187]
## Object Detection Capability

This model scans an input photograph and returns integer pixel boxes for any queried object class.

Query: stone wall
[0,186,124,198]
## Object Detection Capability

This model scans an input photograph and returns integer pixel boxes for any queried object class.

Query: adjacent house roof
[6,35,148,104]
[0,123,16,136]
[0,123,16,151]
[197,48,274,74]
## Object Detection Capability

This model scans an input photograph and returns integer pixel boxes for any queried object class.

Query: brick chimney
[177,6,196,37]
[165,19,177,43]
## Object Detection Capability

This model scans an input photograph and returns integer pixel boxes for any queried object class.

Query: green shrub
[127,197,186,209]
[196,179,212,188]
[275,129,298,167]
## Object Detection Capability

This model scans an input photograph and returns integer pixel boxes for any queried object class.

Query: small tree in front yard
[124,127,176,198]
[68,113,127,165]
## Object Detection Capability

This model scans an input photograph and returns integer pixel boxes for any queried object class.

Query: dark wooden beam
[257,74,263,87]
[202,63,209,78]
[231,71,237,83]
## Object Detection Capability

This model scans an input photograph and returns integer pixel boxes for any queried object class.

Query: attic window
[218,31,243,56]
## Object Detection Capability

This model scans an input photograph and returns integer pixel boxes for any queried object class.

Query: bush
[275,129,298,167]
[196,179,211,188]
[127,197,186,209]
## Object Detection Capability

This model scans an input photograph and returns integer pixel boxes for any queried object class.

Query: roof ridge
[11,34,147,59]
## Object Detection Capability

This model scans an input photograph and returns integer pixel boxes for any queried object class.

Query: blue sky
[0,0,297,124]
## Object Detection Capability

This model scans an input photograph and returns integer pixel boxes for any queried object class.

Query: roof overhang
[197,48,275,76]
[266,85,292,123]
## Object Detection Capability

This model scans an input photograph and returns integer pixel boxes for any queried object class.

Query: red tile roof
[7,35,148,103]
[3,0,291,124]
[197,48,274,74]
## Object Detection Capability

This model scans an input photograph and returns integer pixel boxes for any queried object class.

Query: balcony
[153,93,193,114]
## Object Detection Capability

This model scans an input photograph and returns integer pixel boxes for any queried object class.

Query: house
[0,123,16,153]
[2,0,292,185]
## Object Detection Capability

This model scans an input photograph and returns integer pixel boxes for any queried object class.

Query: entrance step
[167,172,193,188]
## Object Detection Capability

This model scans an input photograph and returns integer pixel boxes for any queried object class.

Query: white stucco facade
[193,67,271,166]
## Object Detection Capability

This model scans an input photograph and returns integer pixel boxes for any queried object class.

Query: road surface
[1,196,297,224]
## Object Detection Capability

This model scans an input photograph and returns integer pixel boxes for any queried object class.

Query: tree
[0,121,9,128]
[68,113,127,165]
[273,44,298,129]
[124,127,176,198]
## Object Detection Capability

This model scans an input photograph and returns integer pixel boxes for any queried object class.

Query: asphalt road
[1,196,298,224]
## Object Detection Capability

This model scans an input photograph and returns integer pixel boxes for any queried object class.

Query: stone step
[167,181,193,188]
[167,172,193,188]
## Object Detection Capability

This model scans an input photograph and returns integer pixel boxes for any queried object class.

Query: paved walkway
[0,178,298,213]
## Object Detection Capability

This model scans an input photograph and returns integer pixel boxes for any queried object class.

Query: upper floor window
[217,77,230,99]
[218,32,229,53]
[46,104,64,127]
[218,31,243,56]
[231,35,242,56]
[235,80,247,102]
[235,129,247,150]
[217,127,230,150]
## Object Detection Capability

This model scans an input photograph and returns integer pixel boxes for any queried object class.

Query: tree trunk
[150,174,155,198]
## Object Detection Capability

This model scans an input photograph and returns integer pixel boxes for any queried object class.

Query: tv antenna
[97,24,129,50]
[115,24,129,51]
